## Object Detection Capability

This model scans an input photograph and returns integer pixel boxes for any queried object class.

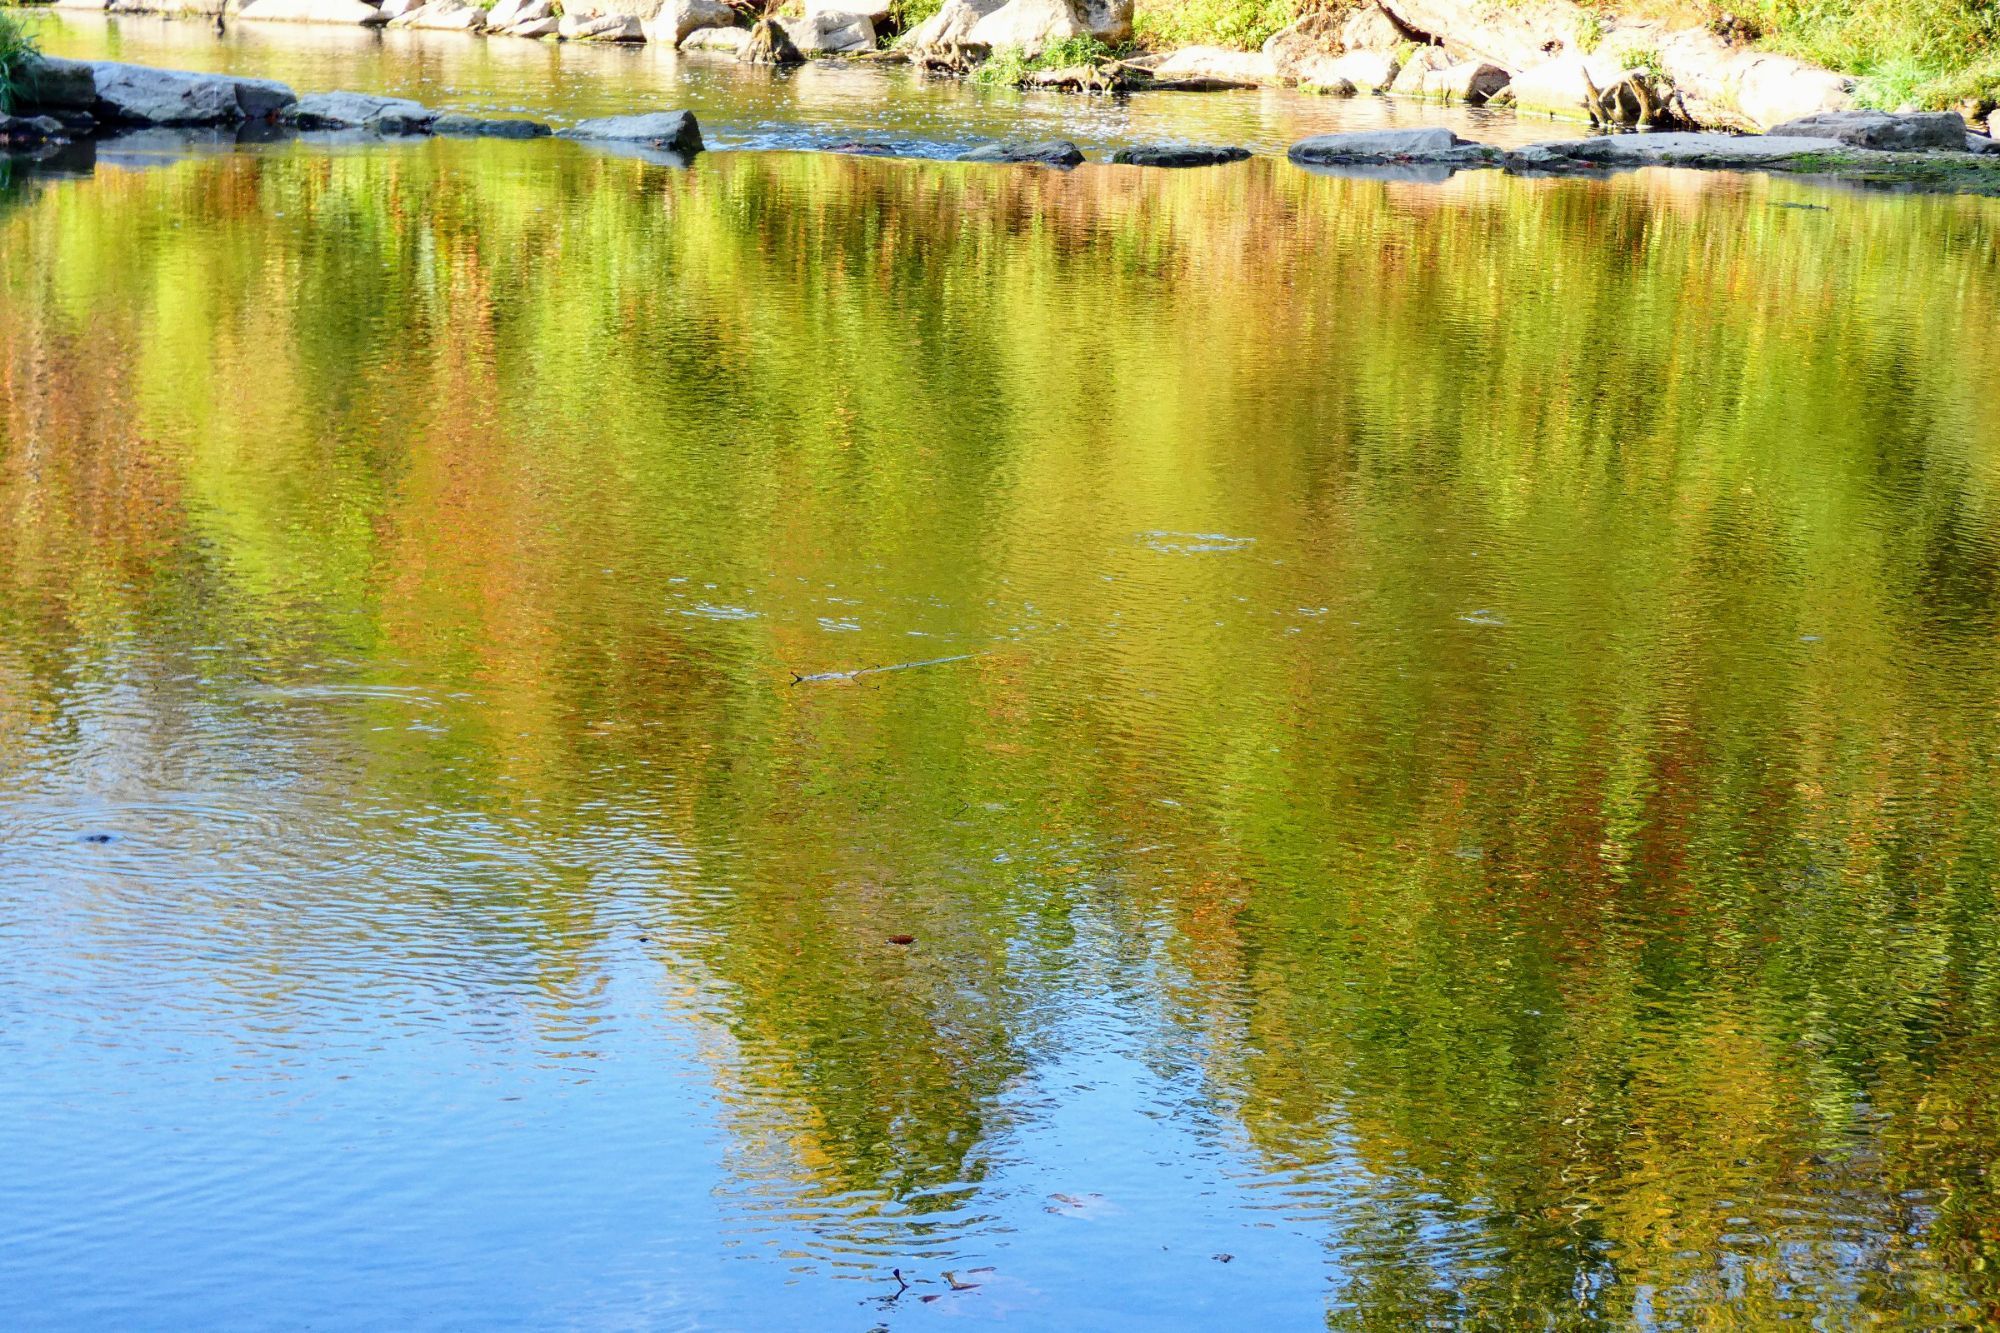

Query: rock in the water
[902,0,1004,48]
[1109,143,1250,167]
[378,0,421,14]
[740,17,806,64]
[510,15,561,35]
[561,111,704,156]
[286,91,437,132]
[1967,133,2000,156]
[1149,47,1275,88]
[639,0,735,45]
[1767,109,1968,151]
[1510,55,1653,123]
[236,0,389,24]
[959,138,1085,166]
[807,0,890,22]
[1394,53,1508,103]
[1288,127,1498,166]
[0,114,70,149]
[1260,12,1345,83]
[681,24,751,52]
[1507,131,1847,170]
[393,1,487,29]
[968,0,1127,51]
[1297,49,1399,94]
[780,10,876,54]
[560,11,646,39]
[1386,45,1449,96]
[431,113,553,138]
[968,0,1082,52]
[87,62,296,124]
[10,56,99,112]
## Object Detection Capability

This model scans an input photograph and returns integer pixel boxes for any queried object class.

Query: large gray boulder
[902,0,1004,47]
[780,10,875,53]
[1766,109,1968,151]
[235,0,390,25]
[959,139,1085,165]
[1288,127,1499,165]
[11,56,99,112]
[285,91,437,132]
[1149,47,1276,88]
[1297,49,1398,94]
[1261,7,1403,83]
[1393,52,1508,103]
[740,17,805,63]
[682,25,751,52]
[87,62,296,124]
[560,111,704,156]
[392,1,486,29]
[639,0,736,45]
[967,0,1128,52]
[559,11,645,38]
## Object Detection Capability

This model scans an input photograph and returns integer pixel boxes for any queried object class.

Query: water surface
[5,131,2000,1330]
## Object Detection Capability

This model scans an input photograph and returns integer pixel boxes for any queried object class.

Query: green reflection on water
[5,143,2000,1326]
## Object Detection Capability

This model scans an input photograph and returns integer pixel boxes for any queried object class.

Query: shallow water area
[25,7,1594,157]
[5,45,2000,1331]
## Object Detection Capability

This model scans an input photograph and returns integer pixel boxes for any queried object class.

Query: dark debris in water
[80,832,117,844]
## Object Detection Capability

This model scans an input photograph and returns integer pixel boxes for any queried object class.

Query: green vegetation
[971,33,1114,83]
[1722,0,2000,109]
[1132,0,1296,52]
[0,9,40,115]
[886,0,943,39]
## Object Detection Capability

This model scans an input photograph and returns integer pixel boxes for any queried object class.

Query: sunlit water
[25,8,1596,156]
[5,53,2000,1331]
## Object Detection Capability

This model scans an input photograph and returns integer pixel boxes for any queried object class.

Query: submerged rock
[431,114,553,138]
[1506,132,1847,170]
[1288,127,1498,166]
[1767,110,1968,151]
[0,114,70,150]
[560,111,705,156]
[286,91,437,133]
[1109,143,1250,167]
[959,138,1085,166]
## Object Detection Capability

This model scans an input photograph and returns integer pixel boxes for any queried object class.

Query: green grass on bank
[0,8,42,115]
[1716,0,2000,109]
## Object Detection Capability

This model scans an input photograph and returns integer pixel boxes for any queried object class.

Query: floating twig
[791,654,980,685]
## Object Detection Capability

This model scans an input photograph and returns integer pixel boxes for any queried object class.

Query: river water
[6,13,2000,1332]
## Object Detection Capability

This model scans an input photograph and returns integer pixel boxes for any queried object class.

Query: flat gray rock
[285,91,437,134]
[1768,110,1967,151]
[1508,133,1847,170]
[958,139,1085,166]
[432,114,553,139]
[87,61,296,125]
[1287,128,1498,166]
[1109,144,1251,168]
[12,56,99,112]
[558,112,704,157]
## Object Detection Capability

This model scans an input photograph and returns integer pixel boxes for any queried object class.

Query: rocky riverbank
[7,53,2000,196]
[28,0,1972,136]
